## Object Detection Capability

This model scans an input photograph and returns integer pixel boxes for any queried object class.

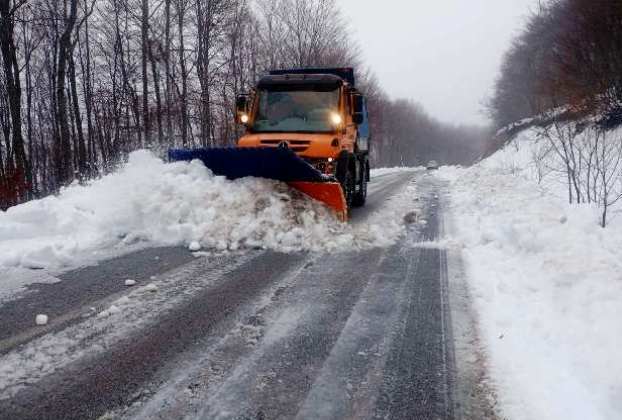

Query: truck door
[357,99,370,152]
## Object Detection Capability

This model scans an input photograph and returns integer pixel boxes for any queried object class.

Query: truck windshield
[252,88,340,133]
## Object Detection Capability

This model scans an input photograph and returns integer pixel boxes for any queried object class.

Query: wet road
[0,171,474,420]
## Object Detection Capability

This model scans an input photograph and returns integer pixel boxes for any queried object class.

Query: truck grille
[260,139,311,153]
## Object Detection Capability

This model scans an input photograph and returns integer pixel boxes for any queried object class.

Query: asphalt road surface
[0,171,486,420]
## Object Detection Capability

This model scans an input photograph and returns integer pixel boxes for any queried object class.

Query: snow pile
[439,136,622,420]
[0,151,413,269]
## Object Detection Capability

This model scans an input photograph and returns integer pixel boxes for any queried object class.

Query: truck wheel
[344,168,356,209]
[336,153,355,209]
[352,159,368,207]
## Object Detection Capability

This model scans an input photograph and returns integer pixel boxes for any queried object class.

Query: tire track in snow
[120,172,456,420]
[0,251,295,420]
[0,247,196,353]
[193,249,385,420]
[0,169,458,420]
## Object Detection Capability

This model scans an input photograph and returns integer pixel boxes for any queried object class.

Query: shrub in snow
[188,241,202,252]
[532,121,622,227]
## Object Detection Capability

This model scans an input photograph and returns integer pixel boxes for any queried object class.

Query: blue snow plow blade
[168,147,330,183]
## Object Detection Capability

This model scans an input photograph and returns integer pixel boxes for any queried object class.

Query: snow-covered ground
[370,166,420,177]
[439,131,622,420]
[0,151,415,274]
[0,252,258,400]
[0,162,421,403]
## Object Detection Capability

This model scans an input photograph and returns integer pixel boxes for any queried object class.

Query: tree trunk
[56,0,79,185]
[0,0,31,201]
[177,0,189,146]
[69,49,86,178]
[23,22,36,194]
[80,0,95,176]
[148,42,164,144]
[164,0,172,142]
[141,0,150,146]
[196,0,211,147]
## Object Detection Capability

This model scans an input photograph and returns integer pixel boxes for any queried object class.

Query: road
[0,171,479,420]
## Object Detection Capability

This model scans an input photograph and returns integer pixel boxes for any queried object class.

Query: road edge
[439,176,501,420]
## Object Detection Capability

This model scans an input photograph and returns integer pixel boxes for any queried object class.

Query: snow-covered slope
[0,151,413,270]
[439,132,622,420]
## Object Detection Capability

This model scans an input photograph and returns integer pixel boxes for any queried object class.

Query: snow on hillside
[439,131,622,420]
[0,151,414,271]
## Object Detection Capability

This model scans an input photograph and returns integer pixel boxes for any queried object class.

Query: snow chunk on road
[188,241,202,252]
[125,279,137,287]
[35,314,48,326]
[0,151,418,270]
[144,284,158,293]
[438,138,622,420]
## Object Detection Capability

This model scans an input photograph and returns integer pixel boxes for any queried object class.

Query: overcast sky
[339,0,540,126]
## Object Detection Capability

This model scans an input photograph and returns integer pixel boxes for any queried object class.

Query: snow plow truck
[169,68,370,220]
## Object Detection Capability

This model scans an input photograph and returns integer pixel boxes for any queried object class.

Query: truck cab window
[253,89,340,133]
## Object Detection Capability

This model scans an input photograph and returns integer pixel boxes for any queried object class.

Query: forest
[0,0,489,210]
[489,0,622,129]
[489,0,622,226]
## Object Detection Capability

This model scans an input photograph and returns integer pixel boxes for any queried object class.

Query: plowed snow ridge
[0,151,417,270]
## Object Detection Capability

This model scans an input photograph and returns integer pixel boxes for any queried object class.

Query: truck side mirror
[235,94,250,124]
[352,94,364,124]
[353,94,364,114]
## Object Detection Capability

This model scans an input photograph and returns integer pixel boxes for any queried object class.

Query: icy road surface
[0,171,491,420]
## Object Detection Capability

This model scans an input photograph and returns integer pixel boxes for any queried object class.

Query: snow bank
[371,167,421,177]
[0,151,415,270]
[439,136,622,420]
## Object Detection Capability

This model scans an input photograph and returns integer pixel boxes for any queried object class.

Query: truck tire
[352,157,368,207]
[336,152,355,209]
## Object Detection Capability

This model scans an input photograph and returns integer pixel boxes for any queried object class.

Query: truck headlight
[330,112,342,126]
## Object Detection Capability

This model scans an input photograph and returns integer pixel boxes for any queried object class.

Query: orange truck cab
[234,68,371,208]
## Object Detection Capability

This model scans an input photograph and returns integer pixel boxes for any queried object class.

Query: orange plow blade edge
[167,148,349,221]
[288,181,348,221]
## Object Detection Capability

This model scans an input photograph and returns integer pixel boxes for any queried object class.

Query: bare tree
[176,0,189,146]
[592,129,622,227]
[0,0,30,206]
[141,0,150,146]
[0,0,386,209]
